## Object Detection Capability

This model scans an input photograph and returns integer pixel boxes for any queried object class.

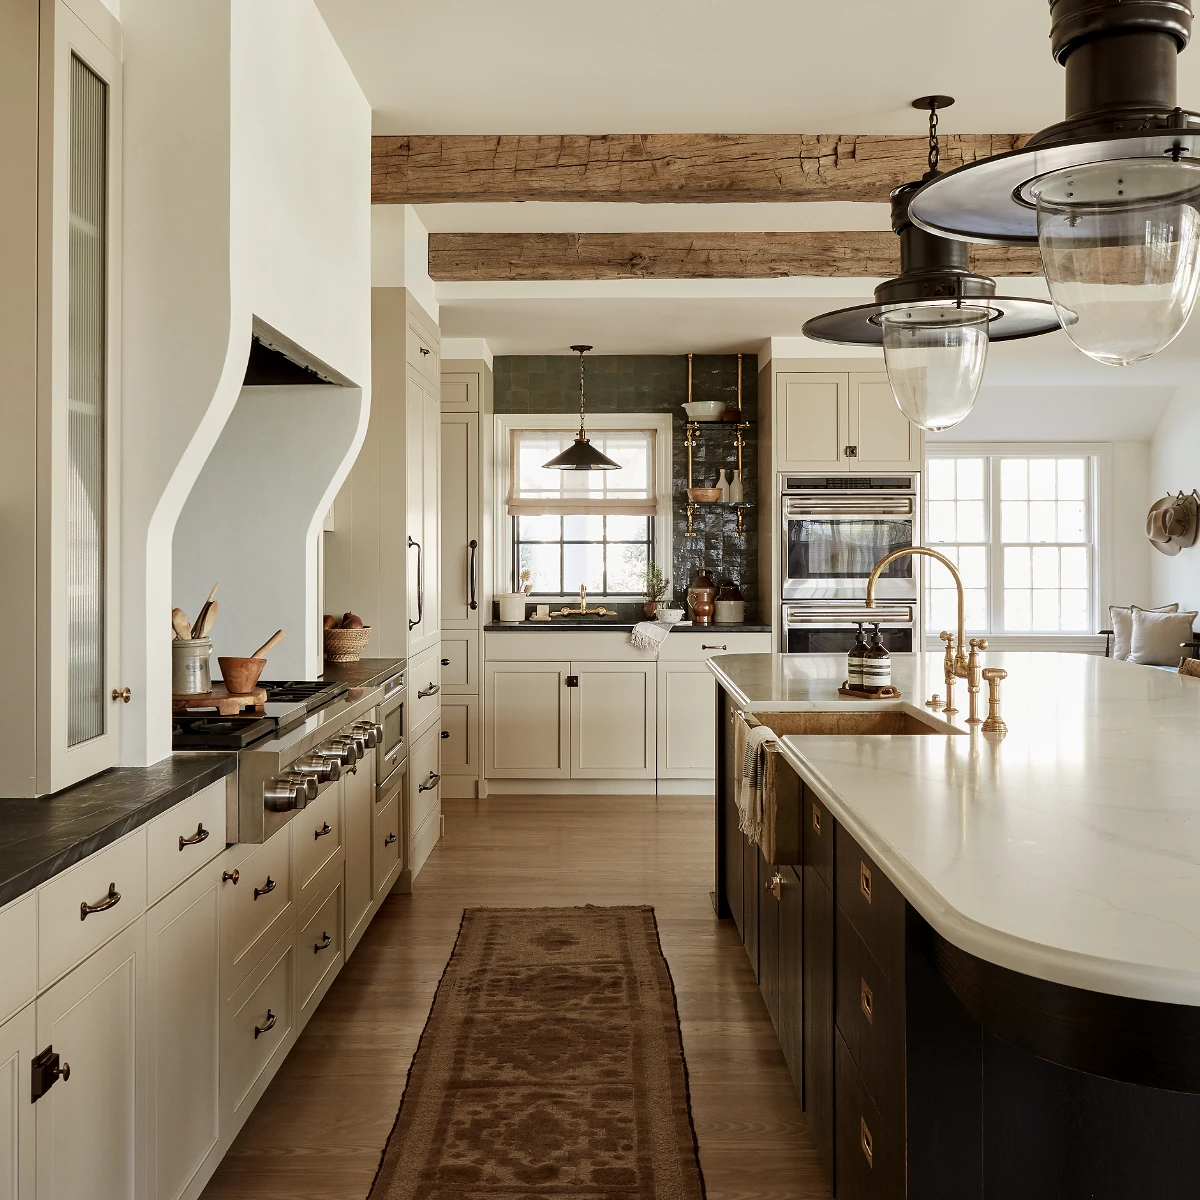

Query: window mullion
[989,456,1004,635]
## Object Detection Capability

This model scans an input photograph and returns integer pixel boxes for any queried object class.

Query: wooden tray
[837,682,903,700]
[172,685,267,716]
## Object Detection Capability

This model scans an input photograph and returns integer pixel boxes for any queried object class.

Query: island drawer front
[374,796,401,895]
[836,1032,903,1200]
[292,783,343,906]
[835,826,904,983]
[146,778,228,904]
[220,826,293,997]
[298,882,343,1015]
[39,828,148,991]
[803,786,833,887]
[0,894,37,1024]
[836,903,904,1123]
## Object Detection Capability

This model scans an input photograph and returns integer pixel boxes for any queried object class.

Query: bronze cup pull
[860,978,874,1025]
[80,883,121,921]
[179,823,210,851]
[859,860,873,904]
[254,1009,277,1039]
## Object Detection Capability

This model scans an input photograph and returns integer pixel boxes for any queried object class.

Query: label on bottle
[847,651,865,689]
[862,656,891,689]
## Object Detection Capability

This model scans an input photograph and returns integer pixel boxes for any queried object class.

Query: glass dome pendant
[803,98,1062,433]
[542,345,621,471]
[908,0,1200,367]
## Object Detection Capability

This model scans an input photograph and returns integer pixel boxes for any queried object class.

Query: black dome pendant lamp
[543,345,621,471]
[909,0,1200,367]
[803,97,1064,432]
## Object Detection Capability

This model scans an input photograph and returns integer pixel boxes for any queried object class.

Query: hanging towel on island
[734,713,777,851]
[630,618,676,654]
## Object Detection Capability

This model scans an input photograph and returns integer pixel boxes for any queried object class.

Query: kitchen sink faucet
[866,547,988,720]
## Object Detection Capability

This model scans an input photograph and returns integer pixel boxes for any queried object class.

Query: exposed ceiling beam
[373,133,1027,205]
[427,232,1044,282]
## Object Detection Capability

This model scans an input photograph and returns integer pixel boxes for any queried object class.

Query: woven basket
[324,625,371,663]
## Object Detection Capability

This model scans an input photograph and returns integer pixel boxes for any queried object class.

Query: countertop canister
[172,637,213,695]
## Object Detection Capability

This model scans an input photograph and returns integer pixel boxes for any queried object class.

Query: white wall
[1150,385,1200,609]
[372,205,439,322]
[121,0,370,764]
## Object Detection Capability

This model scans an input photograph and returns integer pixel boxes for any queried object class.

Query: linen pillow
[1128,608,1199,667]
[1108,602,1178,660]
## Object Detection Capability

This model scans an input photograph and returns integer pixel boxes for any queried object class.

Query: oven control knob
[333,735,360,765]
[282,772,318,805]
[294,754,339,783]
[316,738,357,768]
[352,722,379,749]
[373,722,384,745]
[264,777,302,813]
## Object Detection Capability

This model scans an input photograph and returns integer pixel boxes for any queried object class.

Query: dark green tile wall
[494,355,761,619]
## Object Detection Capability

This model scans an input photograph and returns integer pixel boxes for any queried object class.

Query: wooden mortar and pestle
[219,630,285,695]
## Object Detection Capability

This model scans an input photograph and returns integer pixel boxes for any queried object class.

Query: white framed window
[925,444,1105,640]
[494,413,673,599]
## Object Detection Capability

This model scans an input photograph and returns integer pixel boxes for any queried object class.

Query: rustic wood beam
[427,232,1045,282]
[374,133,1028,205]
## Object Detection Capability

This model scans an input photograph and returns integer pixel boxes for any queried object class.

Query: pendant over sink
[543,344,621,470]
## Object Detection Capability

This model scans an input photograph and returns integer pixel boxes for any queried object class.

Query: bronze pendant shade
[543,345,621,471]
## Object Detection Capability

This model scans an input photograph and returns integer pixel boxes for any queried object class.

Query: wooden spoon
[171,608,192,640]
[197,600,218,638]
[190,583,219,638]
[251,629,286,660]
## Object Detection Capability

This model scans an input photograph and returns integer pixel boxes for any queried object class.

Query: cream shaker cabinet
[656,661,719,780]
[3,0,124,795]
[0,1004,35,1200]
[484,661,573,779]
[440,412,480,628]
[570,663,657,780]
[407,369,442,660]
[775,371,924,474]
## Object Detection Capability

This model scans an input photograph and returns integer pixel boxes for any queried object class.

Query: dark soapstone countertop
[320,657,407,688]
[484,621,772,633]
[0,753,237,909]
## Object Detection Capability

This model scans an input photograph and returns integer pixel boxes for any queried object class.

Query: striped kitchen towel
[735,714,777,848]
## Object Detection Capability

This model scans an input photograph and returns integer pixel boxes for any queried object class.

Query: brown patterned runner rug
[368,906,706,1199]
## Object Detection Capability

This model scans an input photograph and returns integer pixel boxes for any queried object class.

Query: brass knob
[222,869,240,885]
[112,687,131,703]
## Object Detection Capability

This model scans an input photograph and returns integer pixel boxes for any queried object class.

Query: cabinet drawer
[804,786,833,887]
[38,828,147,990]
[292,782,343,908]
[146,778,228,903]
[440,630,479,694]
[374,796,402,895]
[835,825,904,983]
[298,882,343,1016]
[408,723,441,838]
[407,319,439,381]
[223,926,294,1119]
[220,825,293,997]
[409,644,442,738]
[0,894,36,1024]
[659,631,773,660]
[836,903,904,1122]
[835,1033,903,1200]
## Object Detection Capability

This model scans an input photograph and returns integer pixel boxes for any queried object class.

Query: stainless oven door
[781,494,917,601]
[782,603,916,655]
[377,673,406,786]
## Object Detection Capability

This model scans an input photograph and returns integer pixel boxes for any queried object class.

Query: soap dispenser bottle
[847,623,868,691]
[863,623,891,694]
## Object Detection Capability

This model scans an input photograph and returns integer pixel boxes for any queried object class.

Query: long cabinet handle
[254,1010,277,1039]
[407,535,423,631]
[253,876,276,900]
[469,539,479,610]
[418,682,440,699]
[80,882,120,921]
[179,823,210,851]
[418,772,440,793]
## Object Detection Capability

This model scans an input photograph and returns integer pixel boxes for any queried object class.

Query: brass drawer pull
[314,932,332,953]
[860,977,874,1025]
[859,860,873,904]
[314,822,333,840]
[253,876,276,900]
[383,832,398,846]
[179,823,209,851]
[222,869,240,885]
[765,872,783,901]
[860,1117,874,1168]
[811,804,822,834]
[80,882,120,921]
[254,1009,277,1039]
[418,772,440,792]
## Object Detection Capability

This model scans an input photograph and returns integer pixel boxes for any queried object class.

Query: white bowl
[659,607,685,622]
[682,401,726,422]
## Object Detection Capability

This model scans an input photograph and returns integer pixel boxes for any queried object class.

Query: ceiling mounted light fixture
[908,0,1200,367]
[542,345,621,471]
[803,97,1064,432]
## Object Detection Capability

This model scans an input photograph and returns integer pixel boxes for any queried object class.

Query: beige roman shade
[506,427,658,516]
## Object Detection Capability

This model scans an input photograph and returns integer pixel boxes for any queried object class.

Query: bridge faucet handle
[969,637,989,651]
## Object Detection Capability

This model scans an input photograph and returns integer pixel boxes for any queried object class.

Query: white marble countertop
[708,651,1200,1005]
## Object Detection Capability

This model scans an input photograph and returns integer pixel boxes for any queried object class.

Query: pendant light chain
[927,101,940,176]
[578,348,587,437]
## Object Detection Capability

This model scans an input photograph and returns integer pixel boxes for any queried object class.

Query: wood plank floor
[200,794,832,1200]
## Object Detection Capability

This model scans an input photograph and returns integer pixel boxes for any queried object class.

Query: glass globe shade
[1031,158,1200,366]
[880,306,991,432]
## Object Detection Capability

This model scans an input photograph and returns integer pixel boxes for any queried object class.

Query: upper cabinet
[775,371,924,475]
[1,0,124,795]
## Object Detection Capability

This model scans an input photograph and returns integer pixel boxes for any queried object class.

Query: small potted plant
[642,562,670,619]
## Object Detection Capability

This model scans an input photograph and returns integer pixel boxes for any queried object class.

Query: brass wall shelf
[685,500,753,537]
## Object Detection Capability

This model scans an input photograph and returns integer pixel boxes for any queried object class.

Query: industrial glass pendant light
[803,98,1063,432]
[542,345,621,470]
[909,0,1200,367]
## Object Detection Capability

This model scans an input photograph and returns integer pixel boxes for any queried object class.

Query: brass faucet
[552,584,617,618]
[865,547,972,716]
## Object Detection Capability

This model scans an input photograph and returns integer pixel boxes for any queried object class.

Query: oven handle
[408,535,423,631]
[783,497,914,517]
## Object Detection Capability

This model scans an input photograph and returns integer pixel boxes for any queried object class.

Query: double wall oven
[780,474,920,654]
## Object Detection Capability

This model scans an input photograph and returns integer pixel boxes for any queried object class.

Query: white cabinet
[485,661,572,778]
[35,919,145,1200]
[407,369,441,659]
[407,723,442,884]
[776,370,923,473]
[0,1004,35,1200]
[145,863,220,1200]
[657,661,718,779]
[440,412,479,627]
[440,697,479,781]
[344,759,374,956]
[571,662,657,780]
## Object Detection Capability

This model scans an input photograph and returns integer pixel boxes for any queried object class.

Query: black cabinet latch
[844,445,859,458]
[32,1045,69,1102]
[566,675,579,688]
